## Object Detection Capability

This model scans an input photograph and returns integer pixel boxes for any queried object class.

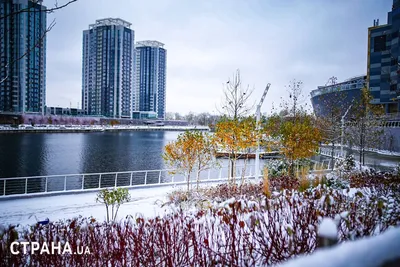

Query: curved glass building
[310,75,366,118]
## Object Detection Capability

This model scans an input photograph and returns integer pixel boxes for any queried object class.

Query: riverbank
[0,125,209,133]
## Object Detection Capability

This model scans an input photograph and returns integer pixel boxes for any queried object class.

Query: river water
[0,131,398,195]
[0,131,398,179]
[0,131,181,178]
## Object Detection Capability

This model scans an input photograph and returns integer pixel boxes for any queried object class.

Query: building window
[374,35,386,52]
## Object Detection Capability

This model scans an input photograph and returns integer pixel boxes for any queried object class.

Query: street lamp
[255,84,271,182]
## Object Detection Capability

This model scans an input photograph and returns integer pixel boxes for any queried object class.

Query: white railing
[317,147,347,170]
[0,165,259,198]
[319,147,346,159]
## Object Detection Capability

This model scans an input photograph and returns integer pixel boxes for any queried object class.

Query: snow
[1,180,399,266]
[278,226,400,267]
[318,218,337,239]
[0,186,179,226]
[0,181,236,226]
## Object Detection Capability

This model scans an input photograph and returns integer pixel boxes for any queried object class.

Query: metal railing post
[64,176,67,191]
[3,180,5,196]
[158,171,161,184]
[130,172,133,186]
[115,173,117,187]
[99,174,102,188]
[45,177,48,193]
[82,175,85,190]
[171,175,174,184]
[144,171,148,185]
[25,178,28,194]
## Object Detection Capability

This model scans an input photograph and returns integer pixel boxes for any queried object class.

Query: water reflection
[1,131,398,195]
[0,131,182,179]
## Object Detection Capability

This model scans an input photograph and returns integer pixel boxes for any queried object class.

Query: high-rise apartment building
[134,40,166,120]
[0,0,46,114]
[367,0,400,113]
[82,18,135,118]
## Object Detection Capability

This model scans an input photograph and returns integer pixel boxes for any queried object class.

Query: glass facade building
[134,40,166,120]
[367,0,400,113]
[310,76,367,117]
[0,0,46,114]
[82,18,135,118]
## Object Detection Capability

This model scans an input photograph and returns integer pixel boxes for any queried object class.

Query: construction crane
[255,83,271,181]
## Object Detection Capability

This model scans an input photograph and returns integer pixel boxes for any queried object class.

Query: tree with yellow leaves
[266,80,323,176]
[214,116,260,185]
[280,114,322,175]
[163,131,216,192]
[266,113,322,176]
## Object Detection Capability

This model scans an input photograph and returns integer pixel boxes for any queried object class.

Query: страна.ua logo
[10,241,91,255]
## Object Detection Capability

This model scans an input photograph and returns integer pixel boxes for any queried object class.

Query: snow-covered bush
[325,176,349,190]
[265,159,289,177]
[2,181,399,266]
[334,154,356,175]
[349,170,400,189]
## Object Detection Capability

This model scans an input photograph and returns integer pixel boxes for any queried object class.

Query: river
[0,131,180,178]
[0,131,398,179]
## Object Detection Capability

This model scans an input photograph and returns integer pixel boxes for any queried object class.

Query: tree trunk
[331,142,335,170]
[359,123,363,170]
[187,172,191,193]
[113,205,120,221]
[196,169,200,190]
[241,155,248,189]
[106,205,109,223]
[230,151,235,182]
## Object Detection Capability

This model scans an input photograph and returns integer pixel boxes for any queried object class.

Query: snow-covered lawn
[0,185,177,226]
[0,181,234,226]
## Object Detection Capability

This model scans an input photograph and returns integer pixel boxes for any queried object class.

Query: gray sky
[45,0,391,115]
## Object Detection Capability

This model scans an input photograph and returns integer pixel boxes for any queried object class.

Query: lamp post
[255,84,271,182]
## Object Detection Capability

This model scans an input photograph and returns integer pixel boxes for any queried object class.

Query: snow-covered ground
[0,185,180,226]
[279,226,400,267]
[0,182,232,226]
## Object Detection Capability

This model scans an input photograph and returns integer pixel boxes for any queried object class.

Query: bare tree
[0,19,56,84]
[280,79,307,119]
[345,88,385,168]
[218,69,254,119]
[314,77,349,163]
[0,0,78,20]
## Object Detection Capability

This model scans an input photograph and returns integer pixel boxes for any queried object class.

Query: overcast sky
[45,0,391,115]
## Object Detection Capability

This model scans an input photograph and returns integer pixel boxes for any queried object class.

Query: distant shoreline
[0,125,209,134]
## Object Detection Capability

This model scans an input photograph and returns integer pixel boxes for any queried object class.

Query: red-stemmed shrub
[1,183,399,266]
